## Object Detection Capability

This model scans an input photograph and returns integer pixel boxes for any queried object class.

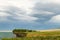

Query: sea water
[0,32,15,39]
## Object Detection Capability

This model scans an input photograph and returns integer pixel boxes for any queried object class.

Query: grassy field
[2,36,60,40]
[2,31,60,40]
[27,31,60,37]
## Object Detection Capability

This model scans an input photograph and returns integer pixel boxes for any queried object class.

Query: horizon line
[0,29,60,32]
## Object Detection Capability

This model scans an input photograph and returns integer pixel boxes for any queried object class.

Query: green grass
[26,31,60,37]
[2,36,60,40]
[2,31,60,40]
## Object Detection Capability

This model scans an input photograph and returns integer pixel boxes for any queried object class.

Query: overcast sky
[0,0,60,31]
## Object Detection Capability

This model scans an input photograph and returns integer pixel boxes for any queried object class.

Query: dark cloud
[31,3,60,23]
